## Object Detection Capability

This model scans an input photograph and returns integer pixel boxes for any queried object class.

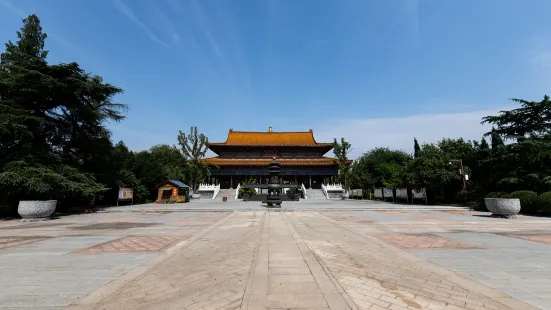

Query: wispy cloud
[0,0,85,55]
[112,0,170,47]
[190,0,223,60]
[315,107,512,159]
[146,1,181,45]
[0,0,25,16]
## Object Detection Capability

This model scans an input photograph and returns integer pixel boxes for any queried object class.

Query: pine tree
[0,14,126,208]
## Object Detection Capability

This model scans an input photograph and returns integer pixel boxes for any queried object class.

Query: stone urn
[18,200,57,220]
[484,198,521,218]
[341,191,350,200]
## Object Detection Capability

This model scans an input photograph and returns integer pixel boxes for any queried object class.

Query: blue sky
[2,0,551,157]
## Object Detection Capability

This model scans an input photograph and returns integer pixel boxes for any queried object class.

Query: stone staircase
[305,189,327,200]
[199,191,214,199]
[217,189,236,200]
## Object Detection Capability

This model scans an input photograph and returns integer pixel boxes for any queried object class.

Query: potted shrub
[18,200,57,221]
[286,188,300,201]
[341,190,349,200]
[484,191,534,218]
[191,189,201,199]
[238,179,257,201]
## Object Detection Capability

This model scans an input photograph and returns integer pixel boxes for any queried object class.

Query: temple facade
[203,127,339,189]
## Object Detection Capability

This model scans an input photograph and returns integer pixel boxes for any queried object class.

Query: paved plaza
[0,200,550,309]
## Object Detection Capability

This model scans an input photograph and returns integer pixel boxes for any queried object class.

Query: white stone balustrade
[322,183,344,199]
[197,183,221,199]
[324,183,344,191]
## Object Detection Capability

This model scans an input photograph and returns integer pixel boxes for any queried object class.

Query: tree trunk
[193,168,198,191]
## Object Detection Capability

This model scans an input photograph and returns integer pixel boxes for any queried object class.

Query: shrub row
[485,191,551,213]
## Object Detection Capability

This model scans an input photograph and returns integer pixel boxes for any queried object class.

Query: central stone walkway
[244,212,349,310]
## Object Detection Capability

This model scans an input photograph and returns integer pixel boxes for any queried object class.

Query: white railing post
[212,184,220,199]
[235,183,241,200]
[321,184,329,199]
[301,183,308,199]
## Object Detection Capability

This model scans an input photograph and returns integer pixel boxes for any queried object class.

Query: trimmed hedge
[507,190,538,213]
[485,192,508,198]
[536,192,551,213]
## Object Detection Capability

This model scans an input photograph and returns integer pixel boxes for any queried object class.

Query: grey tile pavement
[412,232,551,309]
[0,236,155,308]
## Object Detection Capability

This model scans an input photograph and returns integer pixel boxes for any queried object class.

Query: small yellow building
[157,180,189,203]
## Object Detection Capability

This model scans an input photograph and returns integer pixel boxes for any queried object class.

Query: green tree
[490,131,504,149]
[354,148,411,189]
[177,126,210,190]
[348,160,374,190]
[0,15,126,210]
[483,96,551,140]
[150,145,185,181]
[413,138,421,158]
[482,96,551,194]
[479,138,490,151]
[333,138,352,191]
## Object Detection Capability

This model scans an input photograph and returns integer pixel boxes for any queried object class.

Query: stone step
[304,189,327,199]
[217,189,237,200]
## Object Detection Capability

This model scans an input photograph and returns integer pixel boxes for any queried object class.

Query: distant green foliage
[287,188,298,195]
[507,191,538,213]
[238,177,257,198]
[413,138,421,158]
[177,126,210,191]
[536,192,551,213]
[485,192,508,198]
[333,138,352,190]
[354,148,411,189]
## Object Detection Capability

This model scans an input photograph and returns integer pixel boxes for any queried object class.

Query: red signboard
[172,188,178,196]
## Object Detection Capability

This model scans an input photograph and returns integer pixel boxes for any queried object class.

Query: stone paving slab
[76,236,184,253]
[0,237,47,250]
[0,201,549,309]
[374,234,481,249]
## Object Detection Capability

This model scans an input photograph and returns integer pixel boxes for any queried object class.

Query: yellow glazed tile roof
[208,129,332,147]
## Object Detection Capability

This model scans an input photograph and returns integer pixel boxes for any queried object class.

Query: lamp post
[449,159,467,204]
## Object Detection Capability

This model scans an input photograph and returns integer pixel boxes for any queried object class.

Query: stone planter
[18,200,57,220]
[484,198,521,218]
[191,193,201,199]
[287,194,300,201]
[341,192,350,200]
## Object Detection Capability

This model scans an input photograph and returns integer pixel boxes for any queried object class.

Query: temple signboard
[396,188,408,198]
